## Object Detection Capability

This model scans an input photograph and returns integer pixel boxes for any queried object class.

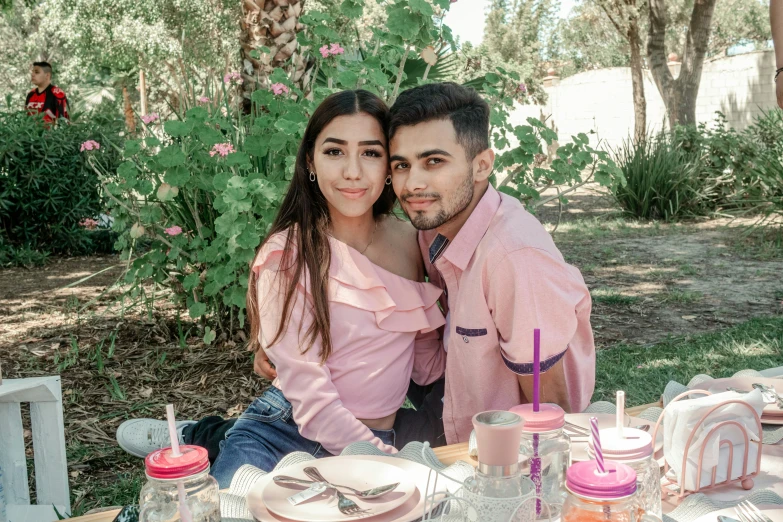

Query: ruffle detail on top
[250,232,445,334]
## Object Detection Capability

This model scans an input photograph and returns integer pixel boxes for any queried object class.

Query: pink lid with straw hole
[566,460,637,499]
[145,445,209,479]
[509,403,565,432]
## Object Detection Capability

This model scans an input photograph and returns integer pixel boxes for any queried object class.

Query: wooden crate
[0,376,70,522]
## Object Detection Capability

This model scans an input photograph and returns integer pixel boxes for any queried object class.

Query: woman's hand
[254,348,278,380]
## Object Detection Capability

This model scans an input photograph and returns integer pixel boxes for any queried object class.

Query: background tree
[554,0,770,76]
[552,2,630,74]
[647,0,717,126]
[239,0,309,106]
[592,0,647,142]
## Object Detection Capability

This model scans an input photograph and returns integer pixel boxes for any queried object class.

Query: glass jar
[139,446,221,522]
[562,492,640,522]
[463,411,533,522]
[589,428,662,519]
[511,403,570,520]
[562,460,639,522]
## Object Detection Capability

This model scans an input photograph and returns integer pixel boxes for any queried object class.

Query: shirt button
[462,335,469,343]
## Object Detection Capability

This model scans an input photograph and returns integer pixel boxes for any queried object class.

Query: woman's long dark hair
[247,90,396,363]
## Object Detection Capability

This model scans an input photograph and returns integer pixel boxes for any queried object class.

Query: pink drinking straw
[166,404,194,522]
[590,416,606,474]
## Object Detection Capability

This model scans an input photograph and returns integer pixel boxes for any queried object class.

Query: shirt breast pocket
[453,324,495,351]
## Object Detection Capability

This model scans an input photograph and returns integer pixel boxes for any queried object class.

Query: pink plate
[691,376,783,418]
[262,459,413,521]
[247,455,456,522]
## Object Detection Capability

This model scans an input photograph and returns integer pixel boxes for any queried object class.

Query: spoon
[273,474,400,499]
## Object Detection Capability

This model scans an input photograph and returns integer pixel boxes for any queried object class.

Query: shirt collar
[434,184,501,271]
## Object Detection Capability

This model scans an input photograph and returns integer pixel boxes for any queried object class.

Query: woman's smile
[337,187,369,199]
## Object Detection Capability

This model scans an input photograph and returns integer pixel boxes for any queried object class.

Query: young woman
[209,90,445,487]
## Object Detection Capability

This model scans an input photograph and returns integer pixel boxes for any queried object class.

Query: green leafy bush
[613,132,711,220]
[674,110,783,222]
[0,111,123,261]
[100,0,625,340]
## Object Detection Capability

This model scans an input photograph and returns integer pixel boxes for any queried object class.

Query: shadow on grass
[595,316,783,406]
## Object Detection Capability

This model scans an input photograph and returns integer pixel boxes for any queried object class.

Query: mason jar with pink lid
[562,459,640,522]
[588,427,662,519]
[509,403,570,520]
[139,445,221,522]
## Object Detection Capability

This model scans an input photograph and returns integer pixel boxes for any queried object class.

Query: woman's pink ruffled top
[252,231,446,455]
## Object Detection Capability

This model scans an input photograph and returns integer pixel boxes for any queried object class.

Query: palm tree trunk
[239,0,312,107]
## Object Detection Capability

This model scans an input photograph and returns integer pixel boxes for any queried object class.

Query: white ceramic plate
[247,455,457,522]
[692,506,783,522]
[566,413,663,463]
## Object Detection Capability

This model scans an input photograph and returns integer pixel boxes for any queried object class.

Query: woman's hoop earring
[385,175,392,186]
[309,171,316,182]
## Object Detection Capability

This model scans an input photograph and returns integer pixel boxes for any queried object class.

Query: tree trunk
[628,20,647,143]
[239,0,312,106]
[596,0,647,142]
[648,0,718,128]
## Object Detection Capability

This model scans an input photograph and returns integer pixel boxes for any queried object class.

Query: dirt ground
[1,186,782,514]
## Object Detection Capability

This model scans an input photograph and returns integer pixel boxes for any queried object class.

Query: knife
[718,516,741,522]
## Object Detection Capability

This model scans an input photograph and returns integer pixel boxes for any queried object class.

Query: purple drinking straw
[532,328,542,516]
[533,328,541,412]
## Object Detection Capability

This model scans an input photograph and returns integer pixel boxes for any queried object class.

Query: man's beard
[405,167,474,231]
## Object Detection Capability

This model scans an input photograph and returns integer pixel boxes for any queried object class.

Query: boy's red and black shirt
[26,84,69,122]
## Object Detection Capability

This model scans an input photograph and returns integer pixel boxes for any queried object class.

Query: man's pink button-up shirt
[419,185,595,445]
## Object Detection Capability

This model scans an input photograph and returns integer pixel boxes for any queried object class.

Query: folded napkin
[664,368,783,444]
[663,389,764,491]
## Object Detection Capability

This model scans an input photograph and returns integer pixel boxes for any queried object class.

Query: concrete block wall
[509,50,779,152]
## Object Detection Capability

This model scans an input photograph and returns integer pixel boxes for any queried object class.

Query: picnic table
[64,403,662,522]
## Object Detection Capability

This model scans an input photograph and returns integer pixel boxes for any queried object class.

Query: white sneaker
[116,418,196,458]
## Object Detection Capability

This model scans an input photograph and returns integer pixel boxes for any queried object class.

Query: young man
[387,82,594,443]
[116,82,594,457]
[26,61,69,122]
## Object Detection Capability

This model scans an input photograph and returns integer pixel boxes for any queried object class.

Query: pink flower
[320,43,345,58]
[518,83,527,93]
[223,71,243,84]
[79,218,99,230]
[80,140,100,152]
[209,142,236,157]
[270,83,290,95]
[164,225,183,236]
[141,113,159,124]
[197,96,211,103]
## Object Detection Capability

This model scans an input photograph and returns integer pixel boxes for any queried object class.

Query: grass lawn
[595,316,783,406]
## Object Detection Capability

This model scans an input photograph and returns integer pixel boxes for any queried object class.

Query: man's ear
[472,148,495,183]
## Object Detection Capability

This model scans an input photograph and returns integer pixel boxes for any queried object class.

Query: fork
[304,466,369,516]
[735,500,773,522]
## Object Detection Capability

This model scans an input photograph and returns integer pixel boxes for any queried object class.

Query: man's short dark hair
[33,61,53,74]
[389,82,490,160]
